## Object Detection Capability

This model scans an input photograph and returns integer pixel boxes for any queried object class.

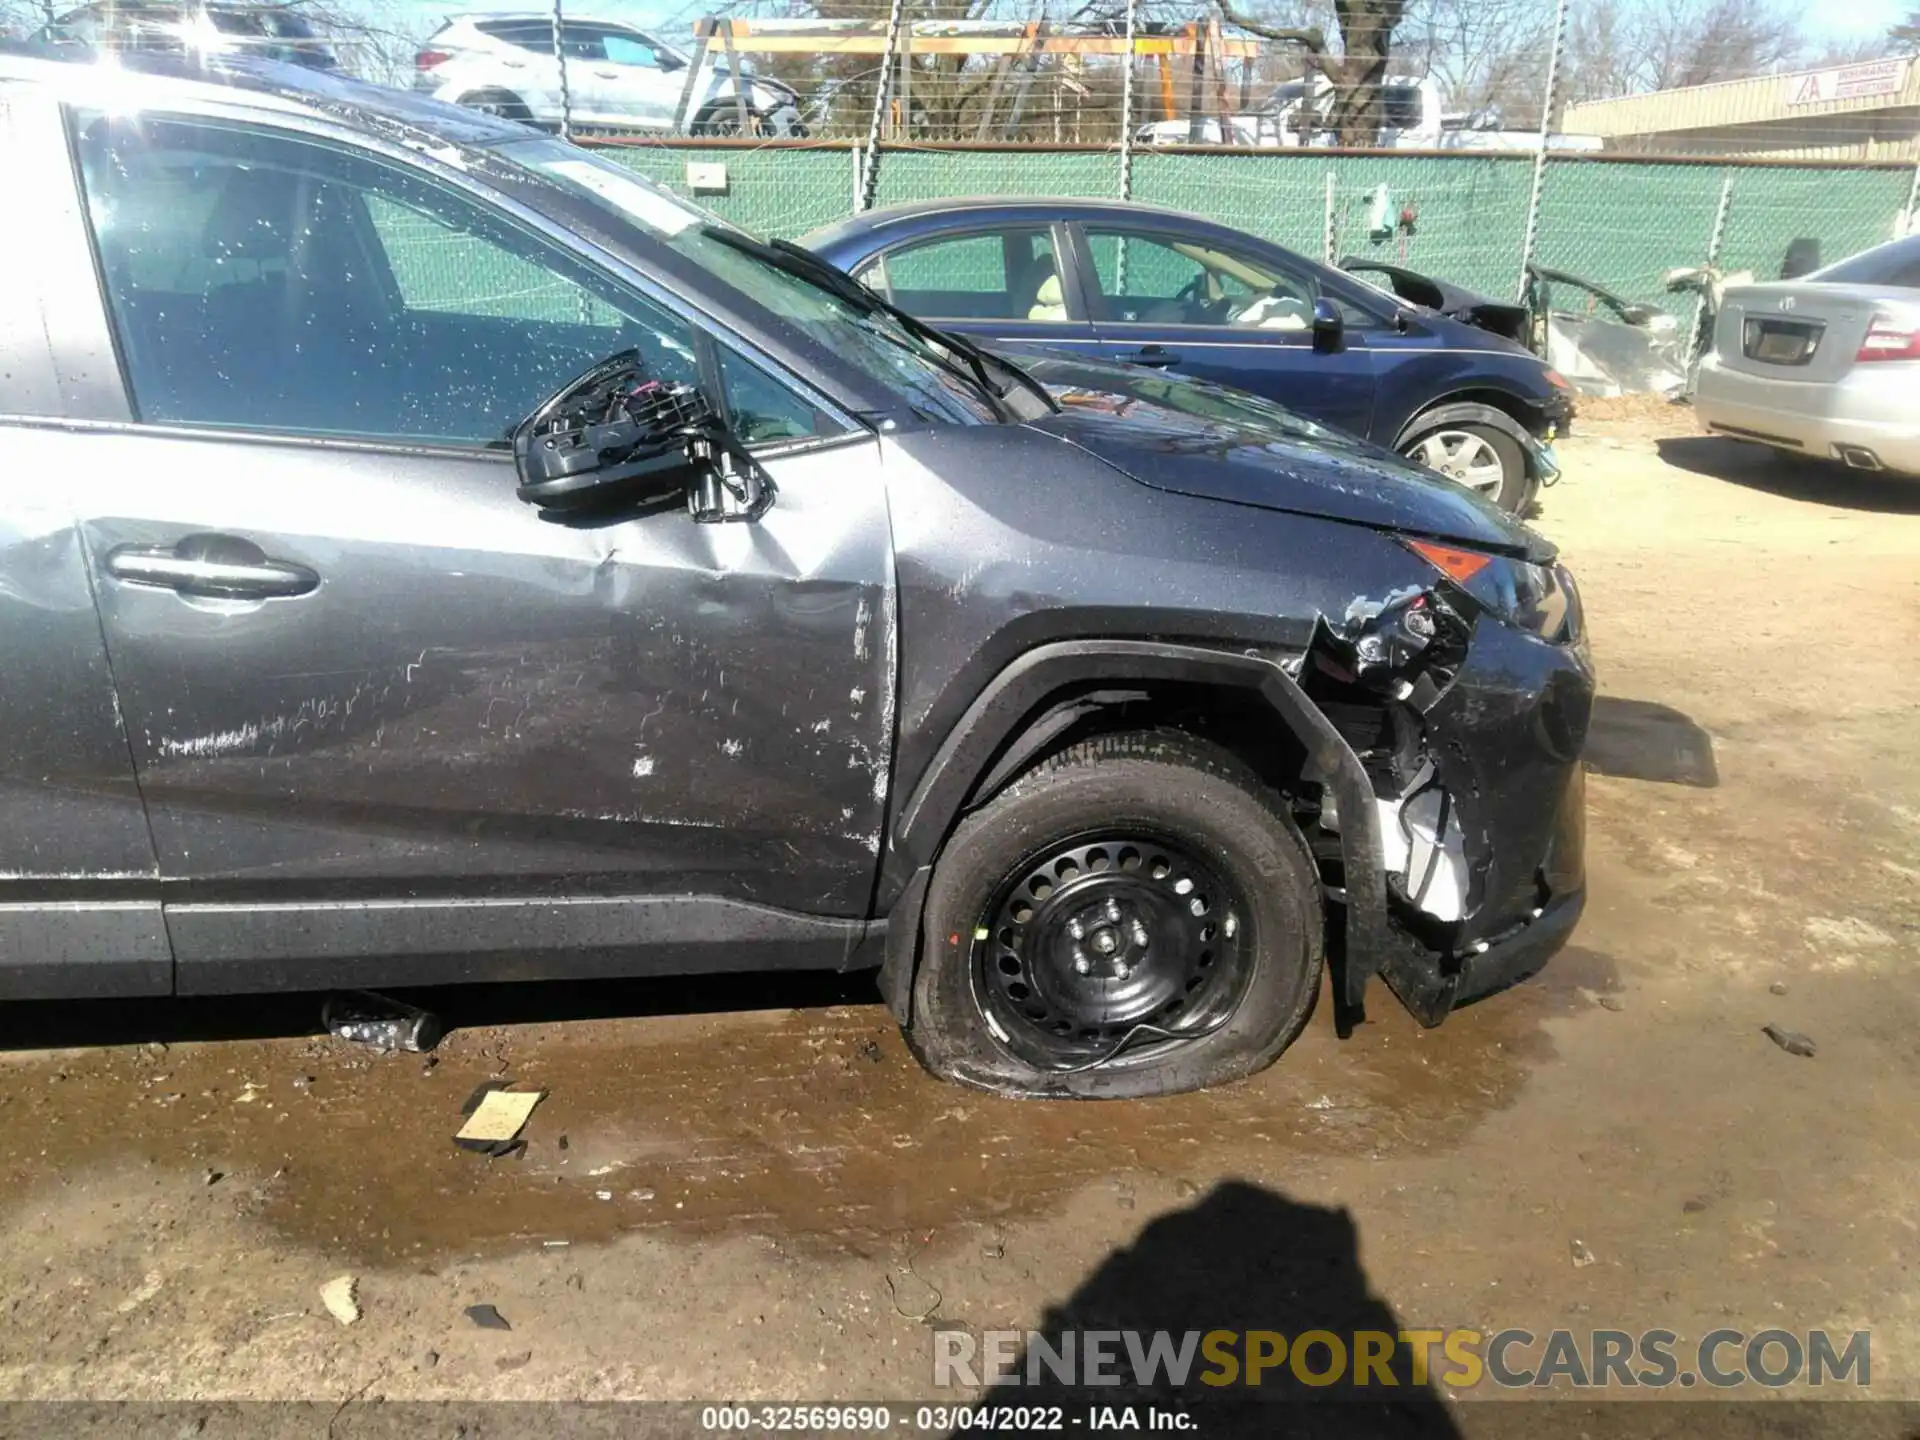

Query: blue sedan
[802,197,1575,513]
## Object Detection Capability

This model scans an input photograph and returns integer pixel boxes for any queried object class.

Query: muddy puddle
[0,949,1617,1269]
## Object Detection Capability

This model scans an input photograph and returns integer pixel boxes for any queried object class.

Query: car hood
[1014,354,1553,560]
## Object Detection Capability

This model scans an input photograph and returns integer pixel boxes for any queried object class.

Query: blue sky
[1825,0,1910,41]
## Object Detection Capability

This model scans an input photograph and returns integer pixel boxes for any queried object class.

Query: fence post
[857,0,907,210]
[721,19,753,136]
[1117,0,1137,201]
[1683,174,1735,386]
[548,0,572,142]
[1515,0,1569,298]
[1323,170,1336,265]
[1185,23,1207,143]
[1903,157,1920,237]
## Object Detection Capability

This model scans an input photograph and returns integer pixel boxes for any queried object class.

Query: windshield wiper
[703,227,1053,412]
[765,238,1050,406]
[703,229,996,398]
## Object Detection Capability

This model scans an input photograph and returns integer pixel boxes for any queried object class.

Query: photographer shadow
[961,1180,1464,1438]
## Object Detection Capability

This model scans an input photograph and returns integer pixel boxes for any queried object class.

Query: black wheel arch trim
[877,639,1390,1031]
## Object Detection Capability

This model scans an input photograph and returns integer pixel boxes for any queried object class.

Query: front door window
[1084,228,1320,330]
[74,110,703,446]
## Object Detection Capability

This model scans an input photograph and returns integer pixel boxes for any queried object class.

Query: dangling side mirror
[510,351,772,522]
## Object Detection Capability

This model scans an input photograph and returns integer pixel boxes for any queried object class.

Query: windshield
[493,139,1002,424]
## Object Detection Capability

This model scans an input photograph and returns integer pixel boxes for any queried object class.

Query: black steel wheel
[907,731,1324,1099]
[978,834,1252,1069]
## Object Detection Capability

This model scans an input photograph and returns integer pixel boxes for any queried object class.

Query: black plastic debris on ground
[1762,1024,1817,1058]
[464,1303,512,1331]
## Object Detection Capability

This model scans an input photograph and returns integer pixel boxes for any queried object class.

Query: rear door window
[859,227,1065,322]
[601,31,660,66]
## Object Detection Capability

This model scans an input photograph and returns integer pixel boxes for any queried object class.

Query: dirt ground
[2,404,1918,1431]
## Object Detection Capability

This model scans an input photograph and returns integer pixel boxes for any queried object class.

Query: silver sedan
[1695,233,1920,476]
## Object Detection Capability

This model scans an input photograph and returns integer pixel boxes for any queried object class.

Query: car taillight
[415,49,451,70]
[1856,313,1920,362]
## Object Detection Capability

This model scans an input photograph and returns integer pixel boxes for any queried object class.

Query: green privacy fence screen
[585,140,1917,311]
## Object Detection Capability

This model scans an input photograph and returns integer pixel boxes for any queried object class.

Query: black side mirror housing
[656,52,685,72]
[511,351,773,523]
[1312,297,1345,352]
[513,356,709,512]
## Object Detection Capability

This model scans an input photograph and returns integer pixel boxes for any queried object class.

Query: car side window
[602,32,659,66]
[478,20,549,50]
[859,228,1066,323]
[556,23,609,60]
[1086,227,1328,332]
[717,348,839,445]
[73,110,711,446]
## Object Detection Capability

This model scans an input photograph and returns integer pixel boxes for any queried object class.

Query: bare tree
[0,0,59,37]
[285,0,425,86]
[1408,0,1553,118]
[1658,0,1799,87]
[1211,0,1407,144]
[1560,0,1642,104]
[1555,0,1806,106]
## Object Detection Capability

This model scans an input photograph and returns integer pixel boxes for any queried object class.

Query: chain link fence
[587,138,1918,311]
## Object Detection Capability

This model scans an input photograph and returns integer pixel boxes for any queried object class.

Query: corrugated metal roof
[1566,55,1920,137]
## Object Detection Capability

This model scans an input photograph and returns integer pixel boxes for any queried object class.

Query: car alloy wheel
[977,833,1252,1070]
[1408,427,1506,496]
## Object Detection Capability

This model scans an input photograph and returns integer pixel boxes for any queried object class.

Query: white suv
[414,13,804,135]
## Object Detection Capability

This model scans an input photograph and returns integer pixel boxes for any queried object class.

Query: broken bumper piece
[1304,574,1592,1029]
[1375,766,1585,1026]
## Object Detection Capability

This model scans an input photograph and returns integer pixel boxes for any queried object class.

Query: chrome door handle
[105,537,318,600]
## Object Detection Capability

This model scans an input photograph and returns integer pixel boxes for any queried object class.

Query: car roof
[55,0,310,14]
[442,12,640,24]
[802,195,1210,251]
[0,46,529,148]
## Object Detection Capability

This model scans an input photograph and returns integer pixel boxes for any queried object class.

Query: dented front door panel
[0,463,170,997]
[51,424,895,966]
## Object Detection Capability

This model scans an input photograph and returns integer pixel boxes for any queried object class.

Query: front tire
[1401,408,1532,514]
[907,732,1324,1099]
[690,102,770,137]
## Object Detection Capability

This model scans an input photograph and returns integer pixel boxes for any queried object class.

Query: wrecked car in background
[0,49,1591,1099]
[1345,256,1689,398]
[1526,266,1690,397]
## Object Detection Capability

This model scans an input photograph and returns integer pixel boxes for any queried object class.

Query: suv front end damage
[1300,543,1592,1027]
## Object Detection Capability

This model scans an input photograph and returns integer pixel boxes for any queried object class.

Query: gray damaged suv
[0,53,1592,1097]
